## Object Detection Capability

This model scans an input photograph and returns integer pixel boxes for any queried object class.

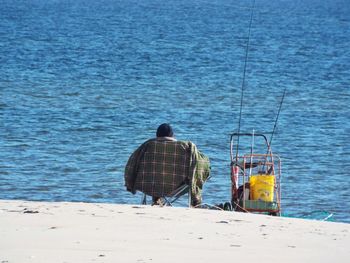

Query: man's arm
[190,143,211,206]
[124,140,151,194]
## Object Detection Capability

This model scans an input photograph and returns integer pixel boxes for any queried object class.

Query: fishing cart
[230,132,282,216]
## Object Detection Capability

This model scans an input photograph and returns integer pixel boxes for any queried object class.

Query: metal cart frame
[230,132,282,216]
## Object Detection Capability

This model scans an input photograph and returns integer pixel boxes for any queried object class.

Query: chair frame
[141,183,191,207]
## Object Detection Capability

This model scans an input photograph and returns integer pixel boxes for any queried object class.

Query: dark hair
[156,123,174,137]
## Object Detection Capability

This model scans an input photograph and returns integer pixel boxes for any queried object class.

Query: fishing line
[235,0,256,160]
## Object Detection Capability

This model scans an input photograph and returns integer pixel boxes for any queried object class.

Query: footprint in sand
[230,244,241,247]
[216,220,229,224]
[23,208,39,214]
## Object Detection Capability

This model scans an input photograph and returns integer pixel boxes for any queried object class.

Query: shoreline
[1,199,349,262]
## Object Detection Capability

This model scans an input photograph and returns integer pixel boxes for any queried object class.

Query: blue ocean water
[1,0,349,222]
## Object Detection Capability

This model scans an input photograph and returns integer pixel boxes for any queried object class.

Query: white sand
[0,200,349,263]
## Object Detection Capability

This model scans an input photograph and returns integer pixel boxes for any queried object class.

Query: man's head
[156,123,174,138]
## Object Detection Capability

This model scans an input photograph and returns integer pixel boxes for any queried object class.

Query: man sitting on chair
[124,123,210,207]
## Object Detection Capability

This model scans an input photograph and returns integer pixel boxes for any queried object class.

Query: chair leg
[141,194,147,205]
[162,197,172,206]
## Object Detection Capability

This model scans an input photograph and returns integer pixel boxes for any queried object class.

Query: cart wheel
[224,202,232,211]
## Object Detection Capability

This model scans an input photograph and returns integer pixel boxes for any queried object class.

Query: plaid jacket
[124,137,210,205]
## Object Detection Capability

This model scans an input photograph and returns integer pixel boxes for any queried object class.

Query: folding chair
[141,173,212,207]
[141,183,191,207]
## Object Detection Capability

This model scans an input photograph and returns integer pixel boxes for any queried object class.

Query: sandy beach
[0,200,349,263]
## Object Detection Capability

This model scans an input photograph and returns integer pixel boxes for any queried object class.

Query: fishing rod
[268,87,287,149]
[235,0,256,161]
[262,87,287,173]
[235,0,286,157]
[231,0,256,208]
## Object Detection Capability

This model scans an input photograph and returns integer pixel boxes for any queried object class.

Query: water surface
[1,0,349,222]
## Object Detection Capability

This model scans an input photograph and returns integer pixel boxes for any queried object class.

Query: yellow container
[249,175,275,202]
